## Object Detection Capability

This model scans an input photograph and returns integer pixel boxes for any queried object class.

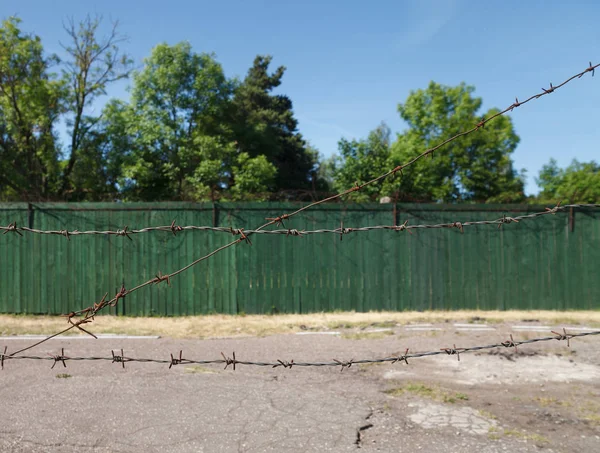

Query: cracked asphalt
[1,324,599,452]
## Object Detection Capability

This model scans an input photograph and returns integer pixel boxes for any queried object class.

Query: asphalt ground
[1,323,599,452]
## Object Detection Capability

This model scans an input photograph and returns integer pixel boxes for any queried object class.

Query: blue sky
[3,0,599,194]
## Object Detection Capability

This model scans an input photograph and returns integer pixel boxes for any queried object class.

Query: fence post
[27,203,34,229]
[212,202,219,227]
[569,206,575,232]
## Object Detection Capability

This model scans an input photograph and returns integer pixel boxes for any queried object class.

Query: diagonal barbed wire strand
[2,204,599,239]
[6,62,599,357]
[2,329,598,371]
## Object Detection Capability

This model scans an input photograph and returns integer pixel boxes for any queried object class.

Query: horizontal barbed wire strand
[2,203,598,239]
[1,329,596,371]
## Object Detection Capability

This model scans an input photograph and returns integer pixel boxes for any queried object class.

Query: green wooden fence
[0,202,598,315]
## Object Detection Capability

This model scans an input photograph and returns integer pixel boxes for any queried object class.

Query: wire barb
[442,344,463,362]
[169,220,183,236]
[50,348,68,369]
[552,328,574,347]
[545,201,562,215]
[152,271,171,286]
[221,351,238,370]
[2,222,22,236]
[337,221,352,241]
[111,284,128,307]
[333,358,354,372]
[112,349,129,368]
[116,226,133,241]
[286,229,304,237]
[501,334,518,353]
[392,348,410,365]
[1,346,6,370]
[169,350,185,369]
[273,359,294,369]
[266,214,290,227]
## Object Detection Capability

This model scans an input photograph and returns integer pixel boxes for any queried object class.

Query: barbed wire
[2,329,597,371]
[5,61,599,358]
[2,203,598,240]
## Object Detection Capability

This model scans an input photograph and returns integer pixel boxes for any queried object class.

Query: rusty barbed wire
[6,61,599,357]
[2,203,598,239]
[1,329,598,371]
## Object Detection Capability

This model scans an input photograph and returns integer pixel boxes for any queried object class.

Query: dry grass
[342,330,394,340]
[384,381,469,404]
[0,310,599,339]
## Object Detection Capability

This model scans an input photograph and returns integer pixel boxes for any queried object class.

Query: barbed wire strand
[5,62,599,358]
[2,203,597,239]
[2,329,597,371]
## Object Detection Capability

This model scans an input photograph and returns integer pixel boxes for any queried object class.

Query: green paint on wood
[0,202,598,315]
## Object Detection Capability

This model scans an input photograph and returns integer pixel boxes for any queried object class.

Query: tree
[109,42,276,201]
[228,56,315,194]
[385,82,525,203]
[65,99,130,200]
[59,15,132,198]
[332,122,391,202]
[0,17,64,200]
[536,158,600,203]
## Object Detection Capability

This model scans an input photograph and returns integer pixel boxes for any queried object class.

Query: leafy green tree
[331,83,524,203]
[0,17,65,200]
[333,122,391,202]
[536,158,600,203]
[386,82,524,203]
[305,144,335,195]
[117,42,233,200]
[65,99,130,200]
[105,42,276,201]
[59,15,132,199]
[228,56,315,193]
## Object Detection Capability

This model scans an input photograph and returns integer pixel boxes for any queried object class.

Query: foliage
[387,82,525,203]
[107,43,277,201]
[60,15,132,199]
[333,122,391,202]
[332,82,526,203]
[2,17,597,204]
[536,158,600,203]
[0,17,65,200]
[228,56,315,193]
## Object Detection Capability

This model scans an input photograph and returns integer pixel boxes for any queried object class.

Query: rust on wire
[552,328,574,347]
[501,334,518,353]
[110,284,128,307]
[152,271,171,286]
[170,220,183,236]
